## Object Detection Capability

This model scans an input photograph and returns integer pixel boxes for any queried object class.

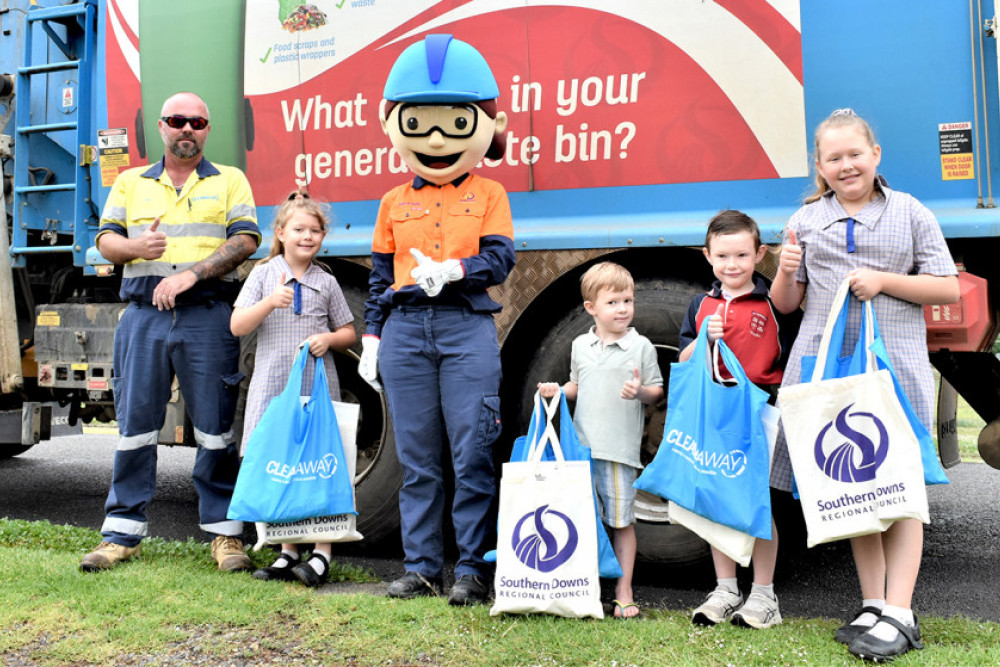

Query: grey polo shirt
[570,327,663,468]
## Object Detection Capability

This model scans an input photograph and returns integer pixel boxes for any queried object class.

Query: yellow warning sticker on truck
[939,122,974,181]
[98,128,130,187]
[36,311,60,327]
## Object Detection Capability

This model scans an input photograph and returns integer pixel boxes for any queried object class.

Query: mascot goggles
[398,104,479,138]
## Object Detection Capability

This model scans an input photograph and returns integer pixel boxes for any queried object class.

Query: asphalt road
[2,434,998,623]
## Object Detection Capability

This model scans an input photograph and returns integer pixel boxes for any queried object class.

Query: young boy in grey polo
[538,261,663,618]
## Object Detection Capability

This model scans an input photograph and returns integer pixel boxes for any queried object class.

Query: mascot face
[382,101,507,186]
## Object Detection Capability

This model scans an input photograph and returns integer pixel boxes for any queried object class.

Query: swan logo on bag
[664,429,748,478]
[266,452,339,482]
[511,505,578,572]
[814,403,889,483]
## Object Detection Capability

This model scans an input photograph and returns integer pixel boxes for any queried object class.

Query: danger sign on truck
[939,122,974,181]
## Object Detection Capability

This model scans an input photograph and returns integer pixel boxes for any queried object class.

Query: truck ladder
[11,0,98,270]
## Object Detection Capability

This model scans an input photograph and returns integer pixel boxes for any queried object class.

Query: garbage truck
[3,0,1000,563]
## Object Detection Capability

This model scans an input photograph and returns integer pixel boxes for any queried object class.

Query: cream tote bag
[490,395,603,619]
[778,279,929,547]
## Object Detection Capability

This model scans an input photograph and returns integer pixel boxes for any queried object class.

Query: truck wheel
[335,286,403,545]
[0,444,35,459]
[520,277,711,565]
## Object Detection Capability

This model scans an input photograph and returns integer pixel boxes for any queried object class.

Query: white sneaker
[732,591,783,629]
[692,586,744,626]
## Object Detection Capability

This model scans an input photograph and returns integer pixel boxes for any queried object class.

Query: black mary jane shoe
[291,552,330,588]
[835,606,883,644]
[252,553,301,581]
[848,615,924,662]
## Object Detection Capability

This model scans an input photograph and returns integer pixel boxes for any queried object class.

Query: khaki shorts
[591,459,638,528]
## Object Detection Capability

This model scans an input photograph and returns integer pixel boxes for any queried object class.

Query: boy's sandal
[292,552,330,588]
[834,605,883,644]
[848,615,923,661]
[613,599,642,619]
[252,553,300,582]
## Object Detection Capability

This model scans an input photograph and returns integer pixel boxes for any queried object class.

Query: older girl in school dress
[771,109,959,662]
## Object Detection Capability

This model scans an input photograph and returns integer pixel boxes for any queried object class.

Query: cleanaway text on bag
[254,400,363,547]
[634,320,772,539]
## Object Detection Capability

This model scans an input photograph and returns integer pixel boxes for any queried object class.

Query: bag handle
[810,278,877,382]
[288,342,332,405]
[693,317,752,388]
[525,391,567,464]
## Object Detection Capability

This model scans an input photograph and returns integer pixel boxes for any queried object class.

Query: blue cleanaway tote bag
[634,320,773,539]
[800,282,949,486]
[228,346,357,523]
[485,390,623,579]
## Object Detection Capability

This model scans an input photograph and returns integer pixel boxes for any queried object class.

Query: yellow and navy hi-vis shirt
[96,158,260,304]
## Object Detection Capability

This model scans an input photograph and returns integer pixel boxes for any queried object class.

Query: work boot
[448,574,489,606]
[387,571,442,598]
[211,536,252,572]
[80,541,140,572]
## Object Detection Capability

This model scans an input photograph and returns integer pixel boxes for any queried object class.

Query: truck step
[16,122,77,135]
[14,183,76,194]
[18,61,80,75]
[25,3,89,23]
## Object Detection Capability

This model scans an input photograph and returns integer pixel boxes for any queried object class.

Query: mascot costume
[359,34,516,605]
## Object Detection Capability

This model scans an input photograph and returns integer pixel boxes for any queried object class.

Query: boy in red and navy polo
[679,210,797,632]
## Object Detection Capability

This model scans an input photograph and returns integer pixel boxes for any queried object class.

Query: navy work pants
[380,306,502,579]
[102,302,244,546]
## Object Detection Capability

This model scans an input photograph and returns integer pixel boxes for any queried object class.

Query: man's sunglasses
[160,115,209,130]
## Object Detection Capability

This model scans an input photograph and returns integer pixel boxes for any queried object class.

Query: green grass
[955,393,985,463]
[2,520,999,665]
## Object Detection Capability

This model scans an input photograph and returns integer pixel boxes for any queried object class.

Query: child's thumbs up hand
[779,228,802,276]
[707,303,725,342]
[621,367,643,401]
[269,272,295,310]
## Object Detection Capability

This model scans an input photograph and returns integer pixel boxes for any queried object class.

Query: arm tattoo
[190,234,258,281]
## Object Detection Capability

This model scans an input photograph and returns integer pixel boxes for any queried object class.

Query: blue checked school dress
[770,178,957,492]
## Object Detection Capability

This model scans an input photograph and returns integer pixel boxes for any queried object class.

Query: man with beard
[81,92,261,573]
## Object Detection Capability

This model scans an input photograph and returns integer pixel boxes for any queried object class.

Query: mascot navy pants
[380,306,502,579]
[102,302,244,546]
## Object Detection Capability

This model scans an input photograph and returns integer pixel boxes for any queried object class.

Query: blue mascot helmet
[384,34,500,103]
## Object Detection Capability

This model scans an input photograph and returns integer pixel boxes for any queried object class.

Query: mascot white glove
[358,335,382,392]
[410,248,464,297]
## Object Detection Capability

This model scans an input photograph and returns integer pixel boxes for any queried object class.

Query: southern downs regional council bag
[491,393,603,619]
[778,279,930,547]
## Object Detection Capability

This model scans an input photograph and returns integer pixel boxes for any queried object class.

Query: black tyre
[520,277,711,565]
[0,443,35,459]
[327,285,403,545]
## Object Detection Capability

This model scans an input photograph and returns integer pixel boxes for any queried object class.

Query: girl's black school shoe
[848,615,924,662]
[252,552,300,582]
[292,552,330,588]
[835,605,883,644]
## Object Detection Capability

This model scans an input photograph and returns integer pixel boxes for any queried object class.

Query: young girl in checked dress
[231,191,356,587]
[771,109,959,661]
